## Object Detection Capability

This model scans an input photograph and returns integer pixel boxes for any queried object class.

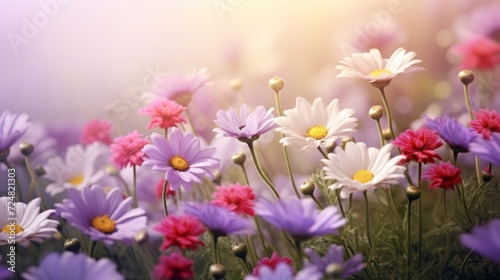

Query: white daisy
[322,142,405,197]
[336,48,423,87]
[274,97,358,151]
[0,197,59,246]
[44,143,110,196]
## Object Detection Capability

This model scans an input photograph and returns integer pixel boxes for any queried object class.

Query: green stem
[317,146,328,159]
[407,199,412,280]
[23,155,47,211]
[377,87,395,140]
[185,108,198,137]
[375,119,385,147]
[255,217,272,257]
[247,142,280,199]
[459,249,474,276]
[294,239,304,270]
[336,189,346,218]
[212,234,221,263]
[363,191,372,248]
[132,165,138,208]
[310,193,324,209]
[245,235,258,266]
[417,162,422,269]
[117,174,132,197]
[89,240,97,258]
[162,179,169,217]
[240,164,250,186]
[468,181,486,209]
[1,158,23,202]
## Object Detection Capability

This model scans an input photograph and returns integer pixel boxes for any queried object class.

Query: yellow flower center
[170,155,190,171]
[352,169,374,184]
[91,215,116,234]
[2,224,24,234]
[68,175,84,185]
[369,69,392,78]
[306,125,328,140]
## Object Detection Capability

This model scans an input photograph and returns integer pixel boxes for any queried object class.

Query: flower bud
[269,76,285,93]
[229,78,243,91]
[209,264,226,280]
[482,170,492,182]
[104,164,120,176]
[458,70,474,86]
[341,137,355,149]
[232,152,246,166]
[64,238,81,253]
[213,171,222,185]
[382,128,393,141]
[300,181,315,196]
[134,229,149,245]
[325,142,336,154]
[406,186,420,201]
[19,142,34,157]
[35,165,46,177]
[325,263,344,279]
[231,243,248,259]
[369,105,384,121]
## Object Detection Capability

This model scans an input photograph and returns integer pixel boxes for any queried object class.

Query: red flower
[392,127,443,164]
[423,161,462,190]
[453,36,500,70]
[471,109,500,139]
[212,184,256,216]
[153,215,205,251]
[110,130,149,169]
[139,97,187,129]
[252,252,293,275]
[81,119,113,145]
[154,179,176,200]
[153,253,194,280]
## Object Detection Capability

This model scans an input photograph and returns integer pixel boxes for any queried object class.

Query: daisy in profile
[0,111,30,155]
[110,130,149,169]
[23,252,123,280]
[424,115,477,154]
[470,133,500,167]
[144,68,210,106]
[56,185,147,246]
[80,119,113,145]
[138,97,186,130]
[322,142,405,197]
[274,97,357,151]
[423,161,462,190]
[470,109,500,139]
[0,197,58,247]
[44,143,110,196]
[212,183,256,216]
[336,48,423,88]
[460,219,500,264]
[303,245,365,279]
[142,128,220,191]
[213,104,276,143]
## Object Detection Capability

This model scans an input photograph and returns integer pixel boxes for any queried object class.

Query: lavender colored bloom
[213,104,276,142]
[304,245,366,279]
[183,202,255,236]
[255,196,346,240]
[23,252,123,280]
[424,115,477,153]
[0,111,30,153]
[244,262,295,280]
[56,185,147,246]
[470,133,500,167]
[142,128,220,192]
[0,256,12,280]
[460,219,500,263]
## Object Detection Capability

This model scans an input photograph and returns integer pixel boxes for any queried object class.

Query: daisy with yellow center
[322,142,406,197]
[274,97,358,151]
[336,48,423,87]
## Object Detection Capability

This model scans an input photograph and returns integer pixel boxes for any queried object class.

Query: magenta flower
[153,252,194,280]
[212,184,256,216]
[392,127,443,164]
[110,130,149,169]
[139,97,186,129]
[423,161,462,190]
[80,119,113,145]
[470,109,500,139]
[56,185,147,246]
[453,36,500,70]
[255,196,346,241]
[0,111,30,153]
[142,128,220,191]
[213,104,276,142]
[153,214,205,251]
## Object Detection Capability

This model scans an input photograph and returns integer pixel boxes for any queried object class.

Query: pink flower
[153,253,194,280]
[153,215,205,251]
[470,109,500,139]
[154,178,176,200]
[252,252,293,276]
[139,97,187,130]
[80,119,113,145]
[110,131,149,169]
[212,184,256,216]
[453,36,500,70]
[392,127,443,164]
[424,161,462,190]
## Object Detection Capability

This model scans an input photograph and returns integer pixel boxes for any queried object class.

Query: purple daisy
[0,111,30,154]
[55,185,147,246]
[142,128,220,191]
[255,196,346,241]
[23,252,123,280]
[245,262,296,280]
[470,133,500,167]
[183,202,255,236]
[424,115,477,153]
[304,245,366,279]
[460,219,500,264]
[213,104,276,142]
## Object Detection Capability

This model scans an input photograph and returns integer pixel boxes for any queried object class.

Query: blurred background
[1,0,498,138]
